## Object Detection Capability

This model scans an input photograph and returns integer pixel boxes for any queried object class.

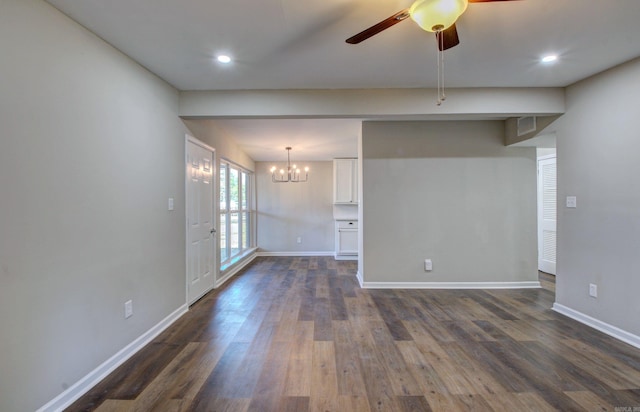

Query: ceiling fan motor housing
[409,0,469,32]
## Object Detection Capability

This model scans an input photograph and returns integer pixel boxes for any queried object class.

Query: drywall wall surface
[255,161,334,253]
[0,1,186,410]
[360,121,538,284]
[179,88,565,118]
[554,56,640,337]
[182,119,255,172]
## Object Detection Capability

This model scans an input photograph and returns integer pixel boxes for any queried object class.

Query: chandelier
[270,147,309,183]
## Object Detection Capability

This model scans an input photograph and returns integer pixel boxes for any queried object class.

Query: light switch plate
[124,300,133,318]
[168,198,174,211]
[566,196,577,208]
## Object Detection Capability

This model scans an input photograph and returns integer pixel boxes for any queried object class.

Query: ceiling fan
[346,0,518,51]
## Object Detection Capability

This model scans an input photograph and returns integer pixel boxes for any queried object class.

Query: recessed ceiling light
[541,54,558,63]
[216,55,232,64]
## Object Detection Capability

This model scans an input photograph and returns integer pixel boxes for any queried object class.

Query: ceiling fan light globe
[409,0,468,32]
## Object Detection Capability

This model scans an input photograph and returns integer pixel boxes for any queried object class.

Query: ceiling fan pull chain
[436,29,445,106]
[441,44,446,103]
[436,30,441,105]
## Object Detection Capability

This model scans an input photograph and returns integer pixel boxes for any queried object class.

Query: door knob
[210,228,216,234]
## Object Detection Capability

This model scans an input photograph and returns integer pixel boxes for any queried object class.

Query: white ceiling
[213,118,361,161]
[47,0,640,159]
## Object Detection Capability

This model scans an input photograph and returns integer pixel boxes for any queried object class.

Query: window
[220,161,253,268]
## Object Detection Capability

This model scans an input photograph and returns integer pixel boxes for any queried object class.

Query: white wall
[0,1,187,411]
[553,57,640,338]
[256,161,334,253]
[360,121,538,285]
[179,88,565,118]
[182,119,255,172]
[537,148,557,157]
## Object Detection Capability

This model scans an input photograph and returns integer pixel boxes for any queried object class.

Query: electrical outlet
[296,237,302,244]
[424,259,433,271]
[124,300,133,318]
[589,284,597,298]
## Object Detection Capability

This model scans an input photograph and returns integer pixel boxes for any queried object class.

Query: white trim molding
[335,254,358,261]
[359,281,541,290]
[37,304,188,412]
[356,271,364,288]
[216,251,258,288]
[256,251,334,257]
[553,303,640,349]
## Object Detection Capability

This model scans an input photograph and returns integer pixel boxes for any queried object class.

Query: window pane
[220,213,227,262]
[242,212,248,249]
[230,168,239,210]
[241,172,247,210]
[230,212,240,257]
[220,165,227,211]
[220,165,252,269]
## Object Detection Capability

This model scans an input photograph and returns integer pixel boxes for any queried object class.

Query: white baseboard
[356,271,364,288]
[216,252,258,288]
[256,251,334,257]
[37,304,189,412]
[552,303,640,349]
[334,254,358,261]
[360,281,541,289]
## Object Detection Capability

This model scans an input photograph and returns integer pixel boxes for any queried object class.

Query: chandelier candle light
[270,147,309,183]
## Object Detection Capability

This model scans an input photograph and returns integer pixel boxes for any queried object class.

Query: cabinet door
[351,159,358,204]
[337,229,358,255]
[334,159,357,204]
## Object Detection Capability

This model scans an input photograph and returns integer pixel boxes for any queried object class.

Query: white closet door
[538,156,557,275]
[186,138,216,304]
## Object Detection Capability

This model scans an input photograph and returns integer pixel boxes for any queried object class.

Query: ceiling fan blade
[436,24,460,51]
[346,8,410,44]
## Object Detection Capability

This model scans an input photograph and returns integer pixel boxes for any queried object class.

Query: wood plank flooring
[67,257,640,411]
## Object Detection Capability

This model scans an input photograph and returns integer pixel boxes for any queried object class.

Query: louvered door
[538,156,557,275]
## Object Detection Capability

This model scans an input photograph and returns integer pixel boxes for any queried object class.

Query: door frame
[185,134,217,305]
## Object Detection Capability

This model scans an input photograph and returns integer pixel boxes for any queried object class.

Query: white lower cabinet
[335,220,358,260]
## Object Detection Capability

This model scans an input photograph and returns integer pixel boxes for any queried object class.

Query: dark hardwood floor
[68,257,640,411]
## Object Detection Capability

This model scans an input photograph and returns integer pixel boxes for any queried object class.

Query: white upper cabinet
[333,158,358,204]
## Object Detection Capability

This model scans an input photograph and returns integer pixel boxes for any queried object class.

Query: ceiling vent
[517,116,537,136]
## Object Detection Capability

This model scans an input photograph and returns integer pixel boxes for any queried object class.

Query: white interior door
[186,138,216,304]
[538,156,557,275]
